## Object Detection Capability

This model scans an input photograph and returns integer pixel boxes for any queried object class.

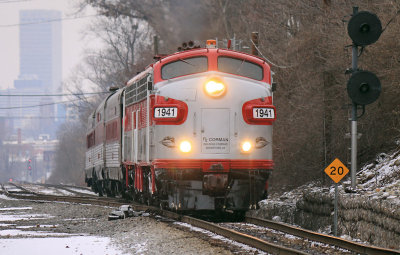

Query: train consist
[85,40,276,213]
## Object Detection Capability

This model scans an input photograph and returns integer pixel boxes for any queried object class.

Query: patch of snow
[0,207,32,211]
[0,229,72,237]
[0,194,18,201]
[0,223,15,227]
[284,233,300,240]
[0,213,54,222]
[0,236,127,255]
[63,218,96,222]
[68,187,97,195]
[16,224,58,229]
[130,240,148,254]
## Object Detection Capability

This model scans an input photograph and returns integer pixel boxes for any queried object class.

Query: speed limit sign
[324,158,349,183]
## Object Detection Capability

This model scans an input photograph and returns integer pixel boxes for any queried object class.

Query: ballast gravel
[0,195,259,254]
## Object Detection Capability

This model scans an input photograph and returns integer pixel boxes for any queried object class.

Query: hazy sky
[0,0,98,90]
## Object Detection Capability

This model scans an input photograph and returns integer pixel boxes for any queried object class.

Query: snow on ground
[0,194,18,201]
[264,147,400,206]
[19,184,75,196]
[68,187,97,196]
[0,203,128,255]
[1,184,22,193]
[353,151,400,205]
[0,236,127,255]
[0,213,54,221]
[0,207,32,211]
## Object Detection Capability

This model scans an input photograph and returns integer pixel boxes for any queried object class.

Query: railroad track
[1,183,398,255]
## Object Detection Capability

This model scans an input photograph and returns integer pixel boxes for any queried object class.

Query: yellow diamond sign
[324,158,349,183]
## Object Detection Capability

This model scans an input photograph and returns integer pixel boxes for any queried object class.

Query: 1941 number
[154,107,177,118]
[253,108,275,119]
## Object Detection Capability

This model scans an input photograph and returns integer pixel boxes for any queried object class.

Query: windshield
[218,56,263,80]
[161,56,208,79]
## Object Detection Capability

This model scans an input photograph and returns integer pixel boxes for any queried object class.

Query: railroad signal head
[347,70,381,105]
[27,159,32,171]
[347,11,382,46]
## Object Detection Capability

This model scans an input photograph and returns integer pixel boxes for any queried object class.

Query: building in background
[0,9,64,138]
[19,9,62,93]
[0,10,63,182]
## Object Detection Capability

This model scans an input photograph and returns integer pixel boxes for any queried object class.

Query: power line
[0,91,111,97]
[0,116,68,119]
[0,0,31,4]
[250,39,296,69]
[0,96,96,110]
[0,14,101,28]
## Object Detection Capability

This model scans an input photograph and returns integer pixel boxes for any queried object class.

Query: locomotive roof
[152,48,271,84]
[126,47,272,87]
[156,48,268,67]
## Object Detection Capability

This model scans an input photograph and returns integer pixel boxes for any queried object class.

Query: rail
[245,216,399,255]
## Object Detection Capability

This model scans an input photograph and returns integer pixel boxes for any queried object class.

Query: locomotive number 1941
[253,108,275,119]
[154,107,178,118]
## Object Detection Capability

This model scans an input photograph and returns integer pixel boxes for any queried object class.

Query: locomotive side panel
[104,89,124,180]
[85,113,95,179]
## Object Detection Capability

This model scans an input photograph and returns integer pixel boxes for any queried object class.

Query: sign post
[324,158,349,236]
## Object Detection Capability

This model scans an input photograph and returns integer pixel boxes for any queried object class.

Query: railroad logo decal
[202,136,229,152]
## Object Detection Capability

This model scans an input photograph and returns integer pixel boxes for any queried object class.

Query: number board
[253,108,275,119]
[154,107,178,118]
[324,158,349,183]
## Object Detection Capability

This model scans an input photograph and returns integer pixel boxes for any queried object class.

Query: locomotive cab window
[218,56,263,81]
[161,56,208,80]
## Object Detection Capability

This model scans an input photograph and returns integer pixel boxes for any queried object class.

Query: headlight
[241,141,252,153]
[204,78,226,97]
[179,141,192,153]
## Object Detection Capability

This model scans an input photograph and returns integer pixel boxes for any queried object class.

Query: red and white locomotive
[85,40,276,213]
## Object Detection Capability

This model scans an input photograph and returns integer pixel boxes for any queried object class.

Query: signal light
[204,79,226,97]
[206,39,216,49]
[347,11,382,46]
[347,70,381,105]
[27,158,32,171]
[346,9,382,106]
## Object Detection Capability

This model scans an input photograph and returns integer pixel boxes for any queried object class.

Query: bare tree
[52,14,154,184]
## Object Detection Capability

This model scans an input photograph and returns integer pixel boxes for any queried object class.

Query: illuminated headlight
[204,79,226,97]
[241,141,252,153]
[179,141,192,153]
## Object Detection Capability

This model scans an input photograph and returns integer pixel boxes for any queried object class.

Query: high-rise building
[3,9,64,138]
[19,10,62,93]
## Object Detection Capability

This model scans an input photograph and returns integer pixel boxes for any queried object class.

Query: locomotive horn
[188,41,194,48]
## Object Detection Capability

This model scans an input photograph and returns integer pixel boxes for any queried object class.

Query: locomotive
[85,40,276,213]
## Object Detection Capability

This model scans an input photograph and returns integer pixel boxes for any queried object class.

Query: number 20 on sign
[324,158,349,183]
